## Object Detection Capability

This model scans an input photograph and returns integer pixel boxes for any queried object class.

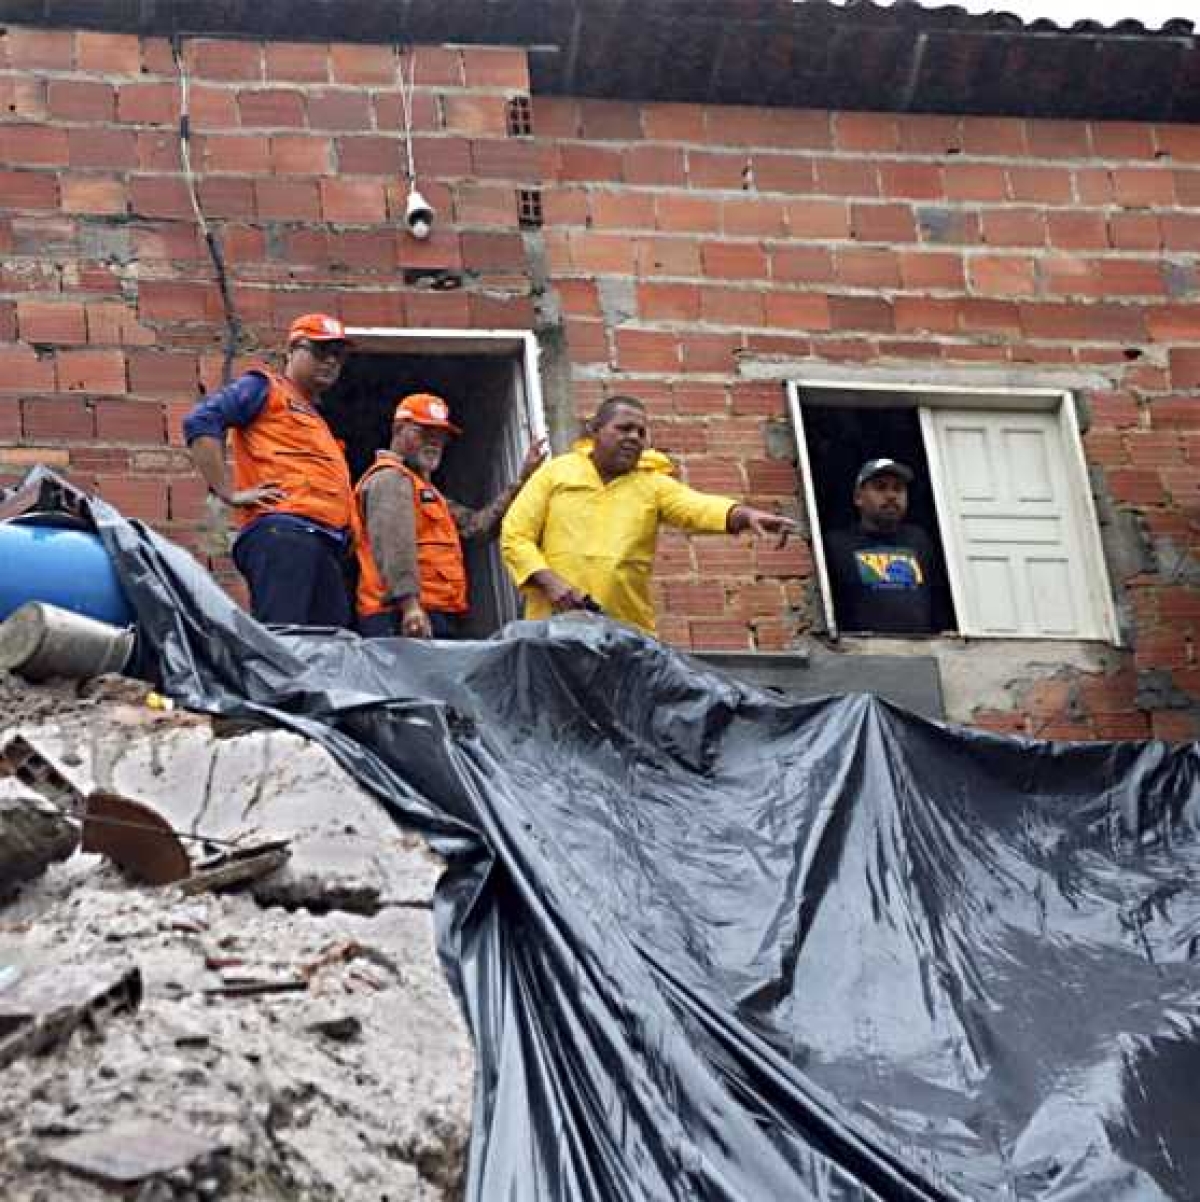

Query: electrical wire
[397,46,418,187]
[171,37,242,386]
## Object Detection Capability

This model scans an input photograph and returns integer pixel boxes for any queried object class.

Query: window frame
[785,379,1121,645]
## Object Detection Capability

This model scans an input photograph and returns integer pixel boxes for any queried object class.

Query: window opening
[788,382,1119,643]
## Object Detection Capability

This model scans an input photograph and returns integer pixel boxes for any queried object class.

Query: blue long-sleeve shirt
[181,370,348,548]
[181,372,270,443]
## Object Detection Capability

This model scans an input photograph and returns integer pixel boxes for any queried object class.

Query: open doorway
[321,330,545,637]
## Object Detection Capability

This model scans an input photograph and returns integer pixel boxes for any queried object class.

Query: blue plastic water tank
[0,519,133,626]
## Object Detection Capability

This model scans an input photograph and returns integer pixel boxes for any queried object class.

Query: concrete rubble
[0,671,474,1201]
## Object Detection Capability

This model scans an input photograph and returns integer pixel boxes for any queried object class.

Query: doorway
[323,330,546,637]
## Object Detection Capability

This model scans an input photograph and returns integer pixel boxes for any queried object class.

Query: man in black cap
[823,458,951,635]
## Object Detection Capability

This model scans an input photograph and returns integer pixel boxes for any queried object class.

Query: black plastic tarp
[47,472,1200,1200]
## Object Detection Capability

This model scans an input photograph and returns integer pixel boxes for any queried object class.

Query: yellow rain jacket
[500,439,735,633]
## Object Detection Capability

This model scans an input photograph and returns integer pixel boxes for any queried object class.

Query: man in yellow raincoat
[500,396,797,634]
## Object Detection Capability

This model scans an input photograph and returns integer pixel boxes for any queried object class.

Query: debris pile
[0,672,473,1201]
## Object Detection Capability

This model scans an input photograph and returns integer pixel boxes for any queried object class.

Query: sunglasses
[297,340,350,362]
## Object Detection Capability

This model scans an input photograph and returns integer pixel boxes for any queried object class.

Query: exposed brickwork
[2,24,1200,736]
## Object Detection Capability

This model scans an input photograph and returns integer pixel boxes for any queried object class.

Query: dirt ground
[0,673,474,1201]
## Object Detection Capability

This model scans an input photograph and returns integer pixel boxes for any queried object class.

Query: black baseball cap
[855,458,914,489]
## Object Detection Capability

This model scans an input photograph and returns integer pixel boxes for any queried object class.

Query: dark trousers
[358,610,459,639]
[233,519,351,628]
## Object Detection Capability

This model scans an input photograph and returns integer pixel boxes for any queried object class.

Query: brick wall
[0,26,539,580]
[2,23,1200,737]
[534,98,1200,737]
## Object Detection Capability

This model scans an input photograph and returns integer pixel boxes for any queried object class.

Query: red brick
[638,283,700,321]
[681,457,744,493]
[556,143,622,183]
[47,80,115,123]
[962,116,1027,157]
[835,111,899,153]
[836,247,900,289]
[680,332,741,373]
[578,99,642,141]
[1155,125,1200,163]
[897,114,962,154]
[188,38,262,81]
[1108,213,1163,251]
[1170,350,1200,389]
[450,182,518,228]
[589,190,656,231]
[197,177,256,220]
[471,139,541,180]
[971,209,1040,250]
[1006,166,1073,205]
[94,399,166,442]
[1097,260,1165,296]
[534,97,580,139]
[615,329,679,372]
[944,163,1008,202]
[878,162,943,199]
[1091,121,1157,160]
[329,42,395,85]
[0,171,58,211]
[461,46,528,90]
[701,242,768,280]
[255,179,321,220]
[0,349,55,395]
[199,133,270,174]
[769,245,833,285]
[461,231,526,273]
[86,301,154,347]
[751,153,815,193]
[22,397,93,439]
[1176,170,1200,206]
[264,41,332,83]
[1151,396,1200,427]
[813,157,879,197]
[689,618,752,651]
[1021,303,1145,343]
[127,351,200,395]
[139,280,219,322]
[441,94,506,137]
[1040,257,1101,298]
[722,197,787,237]
[95,475,169,521]
[57,349,127,394]
[969,255,1037,297]
[894,297,958,333]
[958,299,1020,335]
[5,28,73,69]
[656,194,720,233]
[785,199,850,239]
[75,31,141,74]
[130,176,193,219]
[829,296,893,332]
[318,179,386,223]
[1037,211,1104,252]
[643,103,706,142]
[687,150,749,189]
[1112,168,1175,207]
[1106,468,1168,505]
[468,293,535,330]
[271,133,333,175]
[710,106,830,150]
[17,300,86,344]
[238,88,306,128]
[850,203,916,243]
[1027,119,1090,158]
[567,230,636,275]
[306,89,372,130]
[763,292,832,330]
[623,145,686,186]
[629,236,697,277]
[67,127,138,171]
[564,319,609,364]
[1151,711,1198,741]
[745,458,798,494]
[0,125,68,168]
[136,130,183,172]
[898,251,964,291]
[699,285,764,328]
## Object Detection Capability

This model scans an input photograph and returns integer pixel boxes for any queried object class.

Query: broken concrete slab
[44,1118,227,1191]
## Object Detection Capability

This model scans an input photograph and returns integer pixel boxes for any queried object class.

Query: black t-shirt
[824,523,949,635]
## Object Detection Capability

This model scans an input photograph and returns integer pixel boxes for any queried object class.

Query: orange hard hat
[287,313,353,345]
[393,393,462,435]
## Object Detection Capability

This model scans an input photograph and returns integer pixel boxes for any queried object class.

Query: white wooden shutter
[921,406,1110,639]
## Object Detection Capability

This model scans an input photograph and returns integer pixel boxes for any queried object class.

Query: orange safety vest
[354,454,469,616]
[228,368,353,532]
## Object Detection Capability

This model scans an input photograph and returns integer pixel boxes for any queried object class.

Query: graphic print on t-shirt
[855,548,925,590]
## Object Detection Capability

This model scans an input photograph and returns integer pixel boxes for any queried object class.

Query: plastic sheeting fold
[60,472,1200,1200]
